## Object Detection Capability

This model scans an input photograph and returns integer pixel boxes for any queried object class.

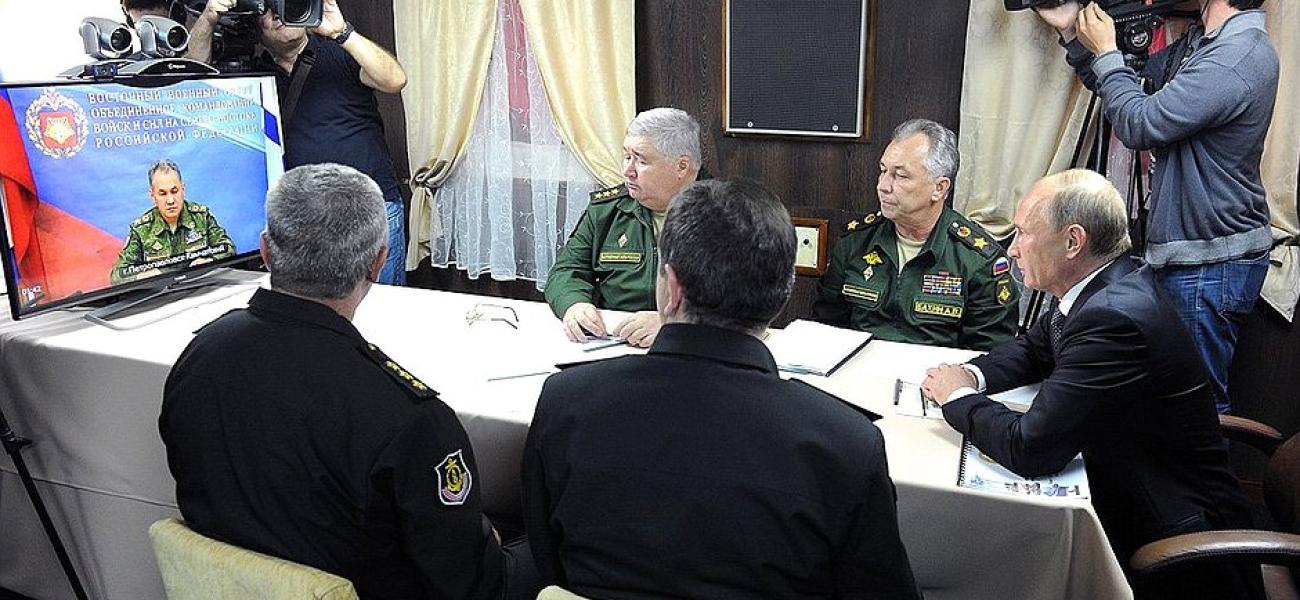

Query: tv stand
[82,270,259,330]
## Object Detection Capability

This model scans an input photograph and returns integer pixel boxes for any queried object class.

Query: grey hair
[263,164,387,299]
[892,118,959,185]
[627,107,702,168]
[1041,169,1132,260]
[148,159,182,185]
[658,179,796,333]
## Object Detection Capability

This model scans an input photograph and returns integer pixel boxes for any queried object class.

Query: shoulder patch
[132,211,155,226]
[589,183,628,204]
[436,449,473,506]
[186,202,209,214]
[845,211,883,232]
[949,220,999,259]
[788,379,883,422]
[361,343,438,401]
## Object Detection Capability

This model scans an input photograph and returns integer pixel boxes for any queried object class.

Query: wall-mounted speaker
[724,0,872,139]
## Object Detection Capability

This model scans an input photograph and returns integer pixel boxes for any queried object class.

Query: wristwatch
[331,22,355,45]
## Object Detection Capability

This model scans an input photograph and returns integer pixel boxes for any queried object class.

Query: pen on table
[485,370,554,382]
[893,378,903,405]
[779,363,823,376]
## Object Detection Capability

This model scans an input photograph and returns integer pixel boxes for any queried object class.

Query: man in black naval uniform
[524,180,920,599]
[813,119,1018,351]
[544,107,702,348]
[161,164,537,600]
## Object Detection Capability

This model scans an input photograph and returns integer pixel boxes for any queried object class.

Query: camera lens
[109,28,132,52]
[281,0,310,21]
[167,26,188,49]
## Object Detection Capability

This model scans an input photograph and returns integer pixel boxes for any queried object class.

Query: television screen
[0,75,283,319]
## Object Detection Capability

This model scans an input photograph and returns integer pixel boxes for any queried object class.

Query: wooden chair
[149,518,358,600]
[1130,415,1300,600]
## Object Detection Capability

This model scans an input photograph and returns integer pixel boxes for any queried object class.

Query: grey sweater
[1064,10,1278,267]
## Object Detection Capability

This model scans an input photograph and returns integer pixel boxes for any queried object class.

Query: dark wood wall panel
[635,0,971,215]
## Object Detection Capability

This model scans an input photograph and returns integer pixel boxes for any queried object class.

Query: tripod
[0,404,89,600]
[1016,88,1147,335]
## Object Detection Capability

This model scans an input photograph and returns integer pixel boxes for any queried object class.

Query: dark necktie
[1049,307,1065,350]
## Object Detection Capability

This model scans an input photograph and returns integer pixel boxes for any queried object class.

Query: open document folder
[764,320,873,376]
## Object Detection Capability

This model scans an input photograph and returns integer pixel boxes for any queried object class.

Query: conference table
[0,270,1131,599]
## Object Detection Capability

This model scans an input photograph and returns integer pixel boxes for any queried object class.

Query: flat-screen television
[0,75,283,319]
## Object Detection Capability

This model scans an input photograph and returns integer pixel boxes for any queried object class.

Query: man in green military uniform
[813,119,1018,351]
[111,159,235,284]
[545,108,702,347]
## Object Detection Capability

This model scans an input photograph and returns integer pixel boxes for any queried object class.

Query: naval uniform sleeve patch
[435,449,473,506]
[361,342,438,401]
[949,221,998,259]
[589,183,628,204]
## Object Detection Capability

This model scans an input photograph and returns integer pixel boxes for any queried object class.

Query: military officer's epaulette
[788,379,883,422]
[843,212,883,233]
[948,220,999,259]
[186,202,209,214]
[132,211,156,226]
[361,342,438,402]
[589,183,628,204]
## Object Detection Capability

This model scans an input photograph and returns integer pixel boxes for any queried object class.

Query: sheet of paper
[765,320,872,376]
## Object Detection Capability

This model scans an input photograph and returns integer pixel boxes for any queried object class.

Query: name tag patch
[842,284,880,303]
[922,273,963,296]
[599,251,642,264]
[914,300,962,319]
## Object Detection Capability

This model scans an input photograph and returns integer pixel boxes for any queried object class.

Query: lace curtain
[430,0,597,289]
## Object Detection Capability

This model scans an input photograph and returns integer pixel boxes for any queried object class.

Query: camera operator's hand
[311,0,347,39]
[184,0,237,63]
[1034,1,1081,41]
[1077,2,1118,55]
[199,0,236,25]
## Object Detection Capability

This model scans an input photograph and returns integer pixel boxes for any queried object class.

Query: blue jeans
[1153,252,1268,414]
[379,198,407,286]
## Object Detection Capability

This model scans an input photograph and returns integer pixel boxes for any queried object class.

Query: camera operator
[1037,0,1278,414]
[187,0,410,285]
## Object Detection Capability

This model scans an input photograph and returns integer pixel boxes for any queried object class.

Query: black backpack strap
[280,47,316,124]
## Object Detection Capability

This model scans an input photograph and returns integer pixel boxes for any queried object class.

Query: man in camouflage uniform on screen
[813,119,1018,351]
[111,159,234,284]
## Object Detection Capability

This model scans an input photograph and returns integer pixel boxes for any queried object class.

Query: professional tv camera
[177,0,323,73]
[1004,0,1184,57]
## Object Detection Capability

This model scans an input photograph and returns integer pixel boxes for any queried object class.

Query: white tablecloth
[0,272,1130,599]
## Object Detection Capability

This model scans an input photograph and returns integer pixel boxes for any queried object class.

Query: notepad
[765,320,872,377]
[957,437,1089,498]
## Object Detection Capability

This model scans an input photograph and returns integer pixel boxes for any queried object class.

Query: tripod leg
[0,412,90,600]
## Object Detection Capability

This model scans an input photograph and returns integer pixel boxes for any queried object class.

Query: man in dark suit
[923,169,1261,599]
[523,180,920,599]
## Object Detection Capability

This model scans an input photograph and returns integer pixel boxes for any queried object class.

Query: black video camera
[179,0,324,72]
[1004,0,1184,57]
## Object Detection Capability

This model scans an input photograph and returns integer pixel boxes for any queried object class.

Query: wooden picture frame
[792,217,829,276]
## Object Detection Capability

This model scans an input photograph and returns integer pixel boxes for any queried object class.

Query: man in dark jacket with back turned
[525,179,920,599]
